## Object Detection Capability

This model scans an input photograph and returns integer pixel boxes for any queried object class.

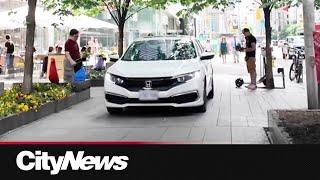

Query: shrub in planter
[0,83,72,118]
[88,70,106,80]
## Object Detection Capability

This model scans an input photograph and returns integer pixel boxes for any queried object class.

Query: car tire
[107,107,123,114]
[196,80,207,113]
[207,77,214,99]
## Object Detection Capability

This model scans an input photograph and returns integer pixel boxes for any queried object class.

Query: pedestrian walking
[64,29,81,83]
[240,28,257,90]
[282,42,289,60]
[4,34,14,72]
[231,35,240,63]
[220,36,228,64]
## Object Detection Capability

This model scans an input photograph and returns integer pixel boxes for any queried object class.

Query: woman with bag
[220,36,228,64]
[64,29,81,83]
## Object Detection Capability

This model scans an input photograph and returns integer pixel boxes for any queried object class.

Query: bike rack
[259,53,286,89]
[276,68,285,89]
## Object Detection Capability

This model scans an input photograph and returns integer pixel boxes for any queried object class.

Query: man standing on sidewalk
[232,35,240,63]
[4,34,14,76]
[64,29,80,83]
[241,28,257,90]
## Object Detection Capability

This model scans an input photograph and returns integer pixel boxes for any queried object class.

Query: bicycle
[289,47,304,83]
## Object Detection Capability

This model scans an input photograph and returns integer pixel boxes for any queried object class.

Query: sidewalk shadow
[106,107,200,118]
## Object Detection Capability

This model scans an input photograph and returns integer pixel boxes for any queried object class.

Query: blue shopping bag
[74,66,86,83]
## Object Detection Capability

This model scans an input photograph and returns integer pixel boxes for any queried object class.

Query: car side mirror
[109,54,119,62]
[200,52,214,60]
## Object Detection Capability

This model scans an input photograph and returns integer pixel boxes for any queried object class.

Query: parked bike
[289,47,305,83]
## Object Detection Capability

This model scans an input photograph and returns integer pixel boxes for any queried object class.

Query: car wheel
[207,77,214,99]
[196,80,207,113]
[107,107,123,114]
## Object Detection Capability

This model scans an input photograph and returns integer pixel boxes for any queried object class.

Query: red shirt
[65,39,80,61]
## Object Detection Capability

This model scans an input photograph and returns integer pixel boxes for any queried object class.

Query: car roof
[134,35,195,42]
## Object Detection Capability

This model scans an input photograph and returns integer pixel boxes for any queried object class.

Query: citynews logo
[16,151,129,175]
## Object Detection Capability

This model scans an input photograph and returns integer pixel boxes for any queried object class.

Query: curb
[267,110,293,144]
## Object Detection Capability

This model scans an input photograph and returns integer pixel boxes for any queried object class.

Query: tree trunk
[22,0,37,94]
[303,0,319,109]
[263,7,275,89]
[118,22,125,57]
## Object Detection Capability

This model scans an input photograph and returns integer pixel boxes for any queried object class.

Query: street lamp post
[303,0,319,109]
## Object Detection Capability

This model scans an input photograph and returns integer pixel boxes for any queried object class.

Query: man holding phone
[240,28,257,90]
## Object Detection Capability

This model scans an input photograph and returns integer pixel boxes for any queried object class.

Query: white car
[104,36,215,114]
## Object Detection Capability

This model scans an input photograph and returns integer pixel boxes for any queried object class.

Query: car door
[194,40,213,92]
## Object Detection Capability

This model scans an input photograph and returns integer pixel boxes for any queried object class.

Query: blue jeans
[6,53,14,68]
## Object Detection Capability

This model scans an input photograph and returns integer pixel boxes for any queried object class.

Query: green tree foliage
[279,24,300,39]
[43,0,173,56]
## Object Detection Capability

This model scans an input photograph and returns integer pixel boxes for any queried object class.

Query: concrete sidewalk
[0,55,308,144]
[0,48,307,144]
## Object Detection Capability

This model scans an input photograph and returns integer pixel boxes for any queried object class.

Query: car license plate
[139,90,159,101]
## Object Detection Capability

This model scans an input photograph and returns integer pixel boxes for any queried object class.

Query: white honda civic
[104,36,214,114]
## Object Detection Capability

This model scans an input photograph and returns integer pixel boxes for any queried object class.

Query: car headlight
[173,71,200,83]
[105,73,125,85]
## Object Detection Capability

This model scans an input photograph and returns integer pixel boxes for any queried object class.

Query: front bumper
[104,78,204,108]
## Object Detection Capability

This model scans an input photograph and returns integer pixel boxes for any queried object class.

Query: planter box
[268,110,320,144]
[0,82,3,96]
[73,80,91,92]
[0,88,91,136]
[90,79,104,87]
[55,98,68,112]
[0,110,36,135]
[0,114,20,135]
[77,88,91,102]
[35,102,56,119]
[66,93,78,107]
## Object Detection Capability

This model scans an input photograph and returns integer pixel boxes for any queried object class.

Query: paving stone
[188,127,206,142]
[232,127,269,144]
[203,127,231,144]
[160,127,191,141]
[123,128,166,141]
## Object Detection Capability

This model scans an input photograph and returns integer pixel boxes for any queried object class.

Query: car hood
[108,59,201,78]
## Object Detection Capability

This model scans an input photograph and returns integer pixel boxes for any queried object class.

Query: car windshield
[122,39,197,61]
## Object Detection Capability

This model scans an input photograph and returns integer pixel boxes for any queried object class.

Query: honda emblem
[145,81,152,88]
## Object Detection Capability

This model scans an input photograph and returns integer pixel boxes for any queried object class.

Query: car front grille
[117,77,181,91]
[105,92,199,105]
